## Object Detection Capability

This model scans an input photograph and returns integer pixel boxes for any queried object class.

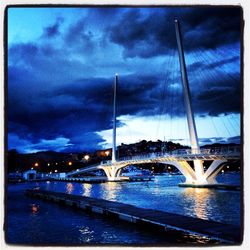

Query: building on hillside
[96,149,112,158]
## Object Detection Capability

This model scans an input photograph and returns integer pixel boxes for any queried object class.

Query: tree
[7,149,20,173]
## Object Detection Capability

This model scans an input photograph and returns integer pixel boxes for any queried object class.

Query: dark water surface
[6,173,241,245]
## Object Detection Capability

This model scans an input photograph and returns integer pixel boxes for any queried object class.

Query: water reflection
[101,182,119,201]
[30,204,39,215]
[78,226,94,243]
[82,183,92,197]
[25,173,240,226]
[66,183,74,194]
[182,188,215,220]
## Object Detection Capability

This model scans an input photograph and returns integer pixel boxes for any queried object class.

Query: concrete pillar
[204,160,227,183]
[163,161,196,184]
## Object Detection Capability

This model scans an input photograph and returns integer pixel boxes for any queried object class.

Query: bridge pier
[203,160,227,184]
[102,165,122,181]
[163,159,227,186]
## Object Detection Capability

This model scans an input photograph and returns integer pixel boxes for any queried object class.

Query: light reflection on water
[66,183,74,194]
[181,188,214,221]
[7,173,241,244]
[82,183,91,197]
[40,173,241,226]
[101,182,120,201]
[78,226,94,243]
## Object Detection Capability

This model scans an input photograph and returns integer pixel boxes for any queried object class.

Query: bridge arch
[65,150,238,185]
[100,161,198,183]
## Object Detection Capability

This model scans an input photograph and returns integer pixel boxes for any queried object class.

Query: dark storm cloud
[9,42,39,64]
[64,17,95,53]
[8,65,163,151]
[42,17,64,38]
[8,60,240,148]
[193,78,240,116]
[8,77,113,144]
[9,59,240,148]
[8,7,241,152]
[108,7,241,58]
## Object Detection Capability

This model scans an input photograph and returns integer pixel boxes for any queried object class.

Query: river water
[6,173,241,245]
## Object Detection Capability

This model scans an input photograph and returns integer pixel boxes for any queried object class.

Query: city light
[84,155,90,161]
[55,170,58,173]
[68,161,72,166]
[47,163,50,166]
[34,162,39,167]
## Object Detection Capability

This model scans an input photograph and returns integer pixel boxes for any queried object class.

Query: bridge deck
[25,189,241,244]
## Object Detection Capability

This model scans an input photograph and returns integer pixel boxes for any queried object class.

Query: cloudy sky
[7,6,242,153]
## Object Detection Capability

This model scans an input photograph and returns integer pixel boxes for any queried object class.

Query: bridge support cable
[190,49,240,142]
[186,50,223,141]
[155,47,176,140]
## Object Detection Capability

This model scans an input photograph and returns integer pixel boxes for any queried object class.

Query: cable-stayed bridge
[63,20,241,187]
[66,146,240,185]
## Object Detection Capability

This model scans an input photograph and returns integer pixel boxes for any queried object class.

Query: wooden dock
[25,189,242,244]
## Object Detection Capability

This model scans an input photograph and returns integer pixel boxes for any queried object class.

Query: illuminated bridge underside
[66,147,240,185]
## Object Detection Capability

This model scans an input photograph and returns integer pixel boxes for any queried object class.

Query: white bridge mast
[112,73,118,162]
[175,20,205,182]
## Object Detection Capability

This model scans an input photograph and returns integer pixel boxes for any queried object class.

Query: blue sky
[7,6,242,153]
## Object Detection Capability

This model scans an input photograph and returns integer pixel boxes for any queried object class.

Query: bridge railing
[66,163,101,176]
[68,146,241,170]
[172,146,240,155]
[117,145,240,163]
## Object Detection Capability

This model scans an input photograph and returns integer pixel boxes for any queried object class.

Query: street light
[34,162,39,167]
[68,161,72,166]
[84,155,90,161]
